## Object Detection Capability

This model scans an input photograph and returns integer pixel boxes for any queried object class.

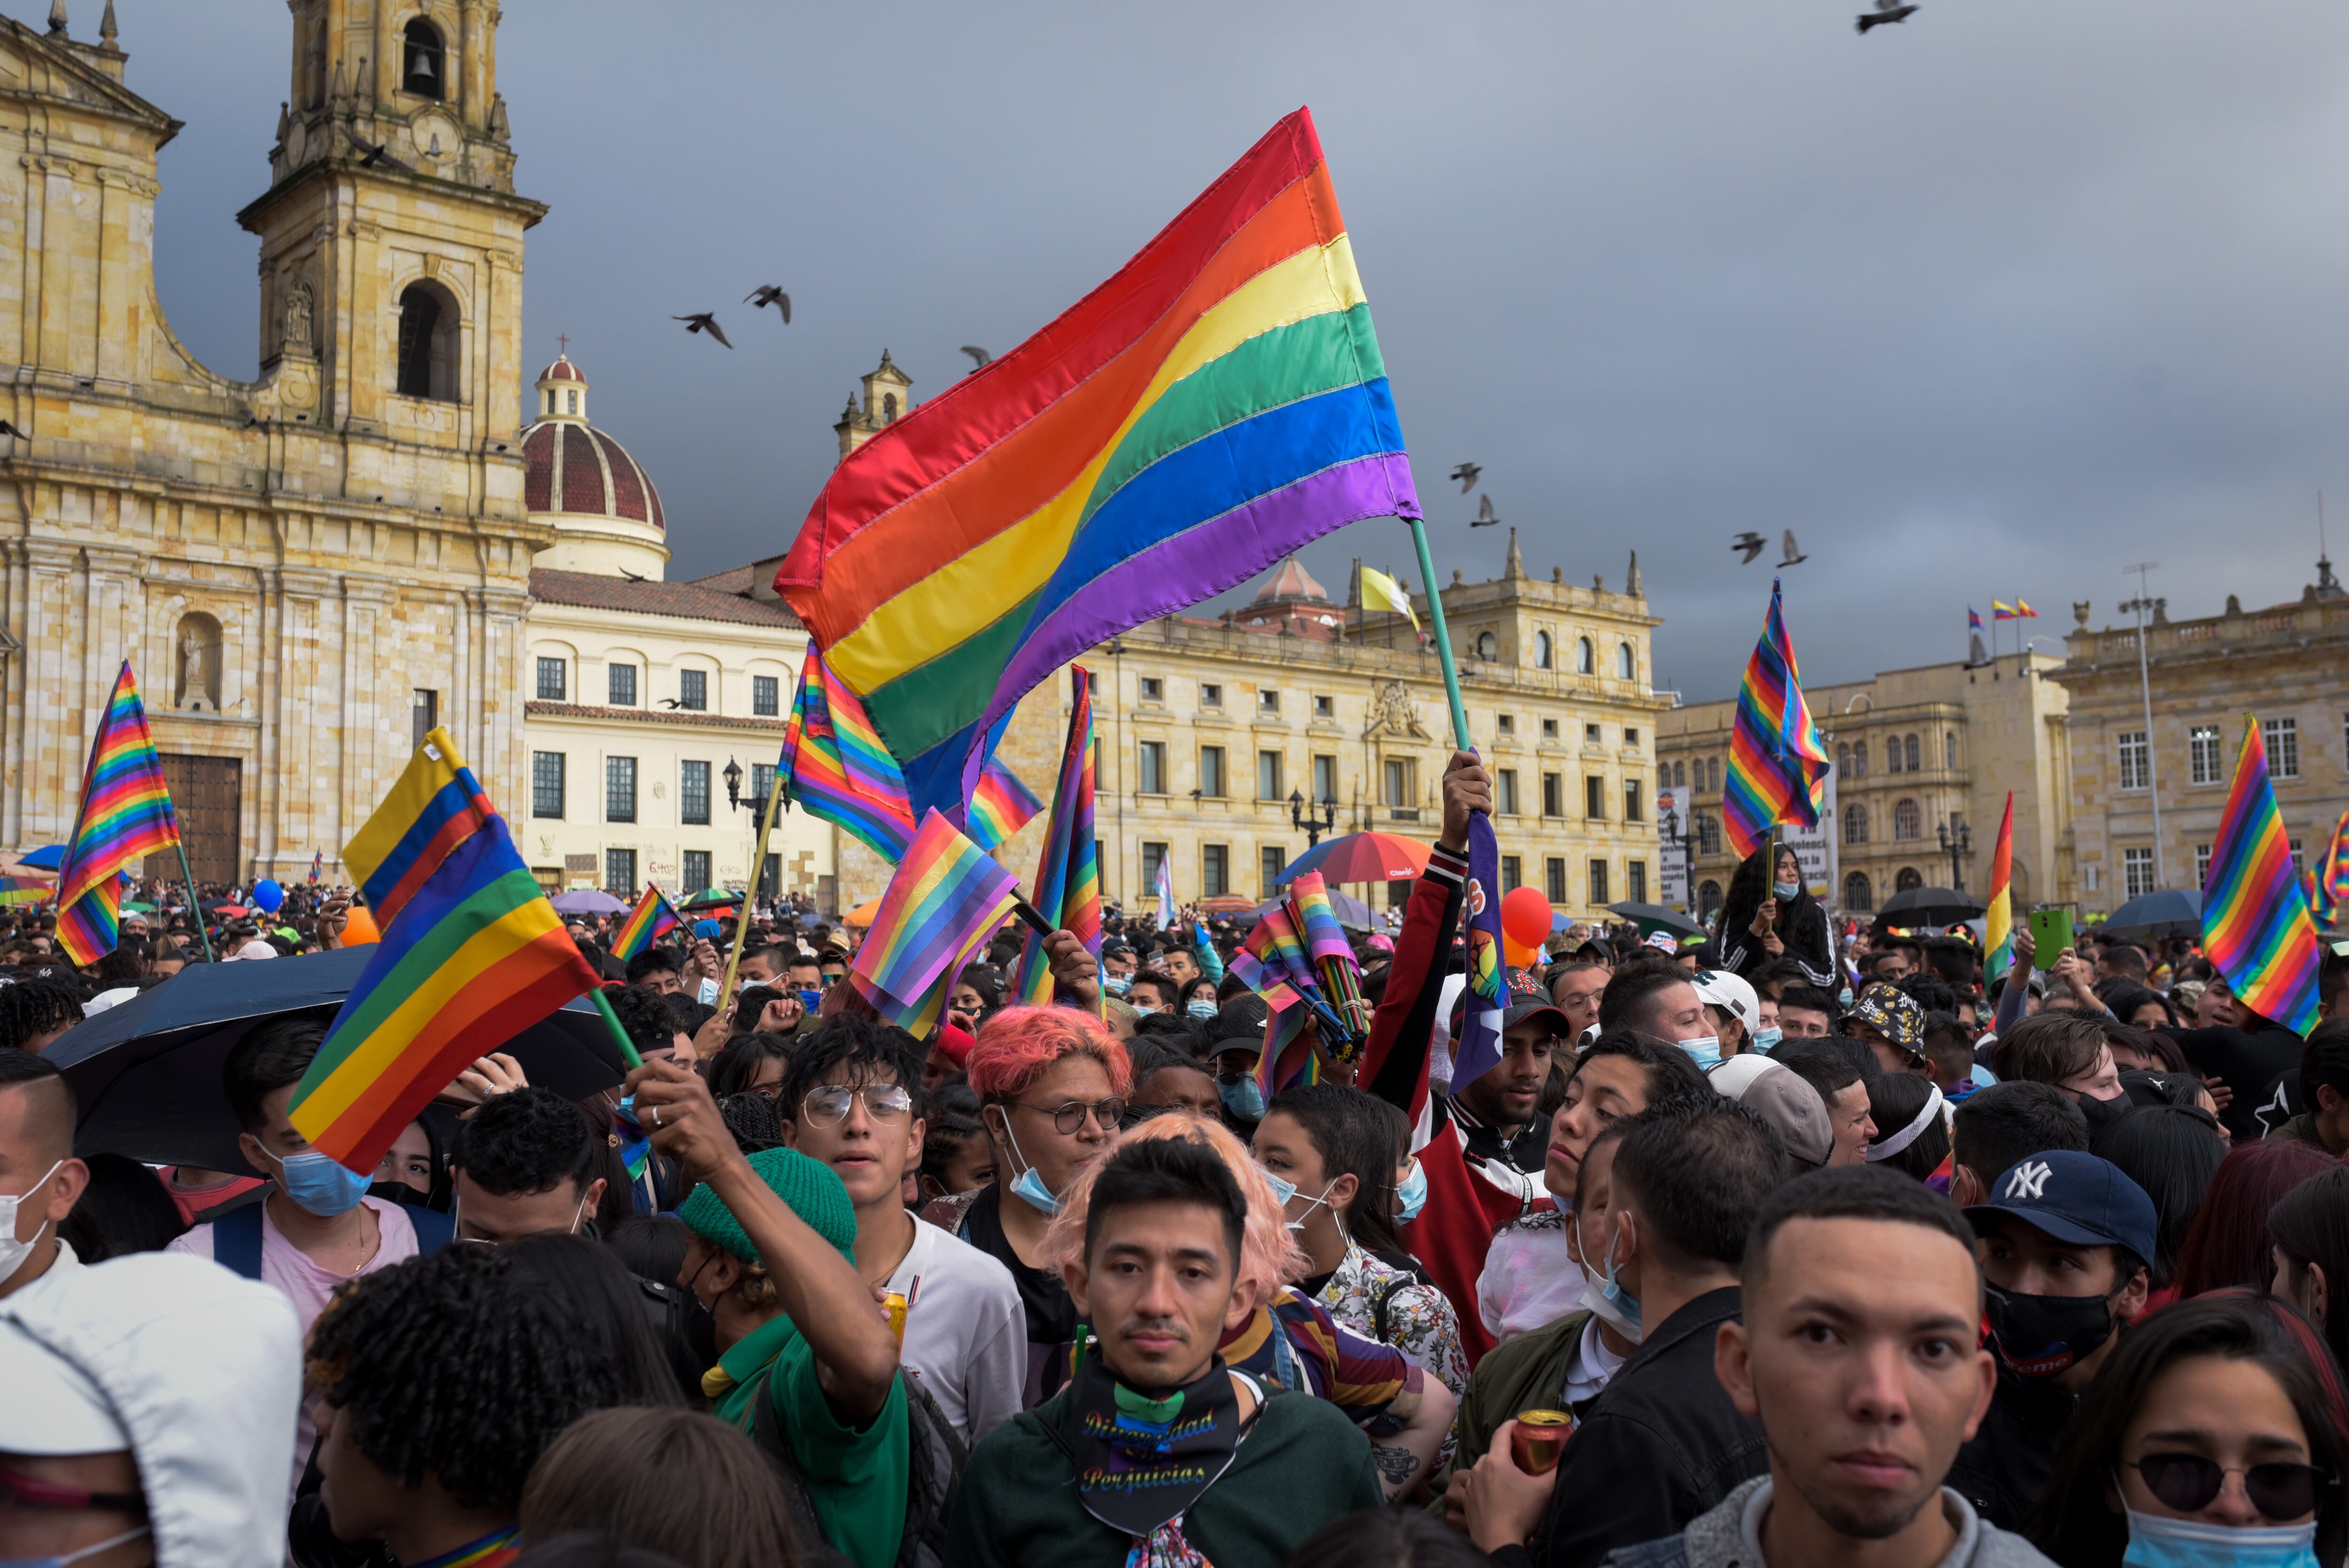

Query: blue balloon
[252,878,284,913]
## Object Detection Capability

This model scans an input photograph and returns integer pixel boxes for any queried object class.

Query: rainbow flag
[1723,580,1830,860]
[776,108,1418,820]
[2313,811,2349,929]
[778,648,918,862]
[291,735,601,1172]
[2201,717,2322,1036]
[1012,667,1102,1007]
[1231,892,1360,1094]
[343,728,494,924]
[0,877,54,908]
[1983,792,2016,985]
[966,753,1045,855]
[850,809,1022,1035]
[54,662,182,965]
[612,884,683,960]
[309,850,323,885]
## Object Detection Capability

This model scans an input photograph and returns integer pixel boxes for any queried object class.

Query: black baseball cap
[1963,1149,2158,1268]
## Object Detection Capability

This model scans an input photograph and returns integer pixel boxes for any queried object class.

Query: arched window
[403,18,445,99]
[1698,879,1724,920]
[1905,734,1922,772]
[1893,799,1921,841]
[1671,760,1686,789]
[1843,872,1874,913]
[1885,738,1903,775]
[566,388,578,415]
[1617,642,1635,680]
[1850,740,1868,779]
[1535,630,1553,669]
[1475,631,1498,661]
[1945,732,1957,770]
[1896,866,1923,893]
[1577,637,1595,675]
[882,393,898,423]
[1843,802,1869,845]
[395,282,458,401]
[1696,812,1721,855]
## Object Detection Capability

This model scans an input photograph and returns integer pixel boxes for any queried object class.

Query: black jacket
[1506,1286,1767,1568]
[1945,1362,2079,1535]
[2160,1023,2305,1141]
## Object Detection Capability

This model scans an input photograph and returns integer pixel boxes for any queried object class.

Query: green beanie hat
[678,1146,857,1265]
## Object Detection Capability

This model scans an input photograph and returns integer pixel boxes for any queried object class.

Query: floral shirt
[1309,1244,1470,1399]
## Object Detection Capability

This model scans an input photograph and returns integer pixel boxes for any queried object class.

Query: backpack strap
[209,1201,266,1281]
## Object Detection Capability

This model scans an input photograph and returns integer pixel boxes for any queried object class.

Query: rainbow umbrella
[1274,831,1431,885]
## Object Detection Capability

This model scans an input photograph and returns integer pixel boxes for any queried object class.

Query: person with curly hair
[0,977,85,1054]
[448,1086,605,1244]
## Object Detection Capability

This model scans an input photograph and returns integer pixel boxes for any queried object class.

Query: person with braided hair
[307,1235,681,1568]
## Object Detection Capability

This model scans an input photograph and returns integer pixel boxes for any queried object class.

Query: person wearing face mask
[1947,1150,2158,1535]
[0,1050,89,1302]
[1125,971,1180,1016]
[446,1087,607,1244]
[1712,844,1836,990]
[1181,975,1224,1024]
[1691,970,1762,1068]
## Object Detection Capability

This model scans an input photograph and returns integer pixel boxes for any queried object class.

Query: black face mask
[366,1179,422,1207]
[2075,1091,2132,1133]
[1983,1283,2120,1380]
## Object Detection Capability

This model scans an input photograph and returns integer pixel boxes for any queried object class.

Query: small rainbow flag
[309,850,324,885]
[2313,811,2349,929]
[1723,580,1830,861]
[1983,793,2016,985]
[966,753,1045,855]
[54,662,182,965]
[291,732,601,1173]
[343,729,495,924]
[1289,870,1368,1038]
[778,648,918,863]
[1012,667,1101,1007]
[850,809,1022,1036]
[2202,717,2322,1036]
[1231,887,1361,1095]
[612,884,683,960]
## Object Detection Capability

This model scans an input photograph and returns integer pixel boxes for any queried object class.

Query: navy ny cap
[1964,1149,2159,1270]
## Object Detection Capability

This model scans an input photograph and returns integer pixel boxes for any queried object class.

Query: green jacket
[944,1379,1382,1568]
[2268,1112,2334,1156]
[1428,1308,1595,1513]
[711,1315,910,1568]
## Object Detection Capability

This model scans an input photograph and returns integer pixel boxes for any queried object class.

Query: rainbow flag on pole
[849,810,1022,1036]
[1983,793,2016,986]
[2310,811,2349,929]
[1011,667,1101,1007]
[342,731,495,924]
[966,754,1045,855]
[54,662,182,965]
[2201,717,2322,1036]
[1723,580,1831,860]
[776,108,1419,821]
[290,730,602,1172]
[612,883,683,961]
[778,648,918,863]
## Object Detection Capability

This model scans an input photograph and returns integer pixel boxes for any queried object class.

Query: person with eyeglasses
[780,1016,1025,1447]
[2029,1292,2349,1568]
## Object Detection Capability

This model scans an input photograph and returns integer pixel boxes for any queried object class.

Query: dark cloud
[117,0,2349,701]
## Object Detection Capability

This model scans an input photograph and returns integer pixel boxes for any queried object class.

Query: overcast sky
[95,0,2349,701]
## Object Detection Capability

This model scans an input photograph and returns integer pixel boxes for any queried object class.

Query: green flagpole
[173,838,214,963]
[1403,516,1473,751]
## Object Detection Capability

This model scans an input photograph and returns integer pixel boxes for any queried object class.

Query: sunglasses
[2125,1454,2330,1520]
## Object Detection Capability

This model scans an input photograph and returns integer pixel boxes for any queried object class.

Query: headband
[1866,1083,1947,1162]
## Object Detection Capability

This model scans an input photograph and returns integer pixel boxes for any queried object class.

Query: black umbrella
[46,947,630,1173]
[1609,902,1705,939]
[2103,888,2204,940]
[1872,885,1986,930]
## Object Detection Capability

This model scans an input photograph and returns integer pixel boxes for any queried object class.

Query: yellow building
[2051,567,2349,915]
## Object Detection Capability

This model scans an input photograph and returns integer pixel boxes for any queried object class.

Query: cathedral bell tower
[237,0,545,488]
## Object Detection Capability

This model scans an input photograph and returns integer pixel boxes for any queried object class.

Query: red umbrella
[1277,832,1430,885]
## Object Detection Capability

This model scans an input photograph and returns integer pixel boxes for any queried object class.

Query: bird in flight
[746,286,791,324]
[342,126,412,172]
[1856,0,1919,33]
[1779,530,1809,567]
[962,346,993,369]
[657,697,681,708]
[1733,532,1767,564]
[1470,495,1500,528]
[1450,462,1482,494]
[674,313,733,349]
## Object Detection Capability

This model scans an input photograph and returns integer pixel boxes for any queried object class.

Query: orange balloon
[1503,935,1539,969]
[1501,885,1555,950]
[339,906,380,946]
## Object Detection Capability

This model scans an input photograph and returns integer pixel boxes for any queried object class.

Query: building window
[1137,741,1166,795]
[1617,643,1635,680]
[411,688,438,751]
[1623,778,1643,823]
[1200,683,1223,708]
[1542,772,1564,818]
[1476,631,1498,660]
[1577,637,1595,675]
[1497,714,1515,735]
[2291,838,2306,877]
[682,850,711,892]
[1201,844,1229,898]
[2189,725,2223,785]
[1886,738,1904,776]
[1496,768,1520,815]
[608,663,637,706]
[1944,732,1957,770]
[1843,871,1874,912]
[1086,670,1100,696]
[394,284,456,401]
[1546,857,1568,902]
[1896,866,1923,893]
[536,657,567,702]
[1199,746,1227,798]
[1625,727,1641,746]
[1849,740,1868,778]
[1905,734,1921,772]
[402,17,444,98]
[1696,812,1722,855]
[531,752,565,819]
[2263,717,2300,779]
[1589,860,1611,905]
[1585,775,1606,820]
[1698,879,1724,918]
[678,669,708,712]
[1312,755,1337,803]
[1142,841,1169,898]
[752,675,780,717]
[606,757,638,823]
[1257,750,1282,800]
[1314,694,1333,718]
[1844,803,1870,845]
[1672,760,1686,788]
[1261,846,1286,895]
[1586,723,1603,744]
[1836,743,1851,776]
[2117,730,2149,792]
[2195,844,2213,887]
[680,761,710,826]
[2123,846,2156,899]
[1536,631,1553,669]
[1384,758,1418,810]
[566,389,578,415]
[1141,677,1164,702]
[1501,855,1523,893]
[1542,718,1560,740]
[1893,798,1921,841]
[1259,689,1279,714]
[1627,861,1647,903]
[604,849,636,895]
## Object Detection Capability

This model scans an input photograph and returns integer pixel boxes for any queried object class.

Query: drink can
[882,1291,910,1345]
[1510,1408,1574,1475]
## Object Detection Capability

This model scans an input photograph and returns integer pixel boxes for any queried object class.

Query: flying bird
[341,126,412,172]
[1450,462,1482,494]
[1856,0,1918,32]
[673,313,733,349]
[657,697,681,709]
[620,567,647,582]
[1470,494,1500,528]
[1779,530,1809,567]
[746,285,791,323]
[1733,531,1766,564]
[961,346,993,369]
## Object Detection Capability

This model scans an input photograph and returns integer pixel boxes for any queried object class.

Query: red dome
[537,355,587,383]
[521,420,664,532]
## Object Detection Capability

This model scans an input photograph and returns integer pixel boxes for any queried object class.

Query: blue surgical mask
[1679,1034,1722,1071]
[1186,1000,1219,1021]
[2121,1510,2318,1568]
[0,1525,153,1568]
[1396,1160,1428,1224]
[268,1149,371,1218]
[1581,1216,1643,1343]
[1839,986,1855,1008]
[1751,1026,1783,1054]
[1218,1074,1265,1122]
[1103,974,1131,997]
[994,1113,1063,1215]
[1258,1165,1297,1205]
[1773,881,1801,900]
[799,988,823,1012]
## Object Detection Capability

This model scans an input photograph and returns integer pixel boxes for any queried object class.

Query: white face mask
[0,1160,62,1283]
[1578,1211,1644,1343]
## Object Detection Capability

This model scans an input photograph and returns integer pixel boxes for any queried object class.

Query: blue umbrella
[2103,887,2203,940]
[13,844,66,870]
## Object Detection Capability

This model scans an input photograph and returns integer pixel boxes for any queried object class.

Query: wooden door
[146,754,242,886]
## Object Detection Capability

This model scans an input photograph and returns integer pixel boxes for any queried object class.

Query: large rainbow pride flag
[2202,717,2321,1035]
[1011,667,1100,1006]
[1724,579,1830,861]
[54,662,182,965]
[2311,810,2349,930]
[777,108,1418,817]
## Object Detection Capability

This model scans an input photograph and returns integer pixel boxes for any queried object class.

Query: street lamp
[1288,788,1336,847]
[1937,817,1972,893]
[723,756,743,813]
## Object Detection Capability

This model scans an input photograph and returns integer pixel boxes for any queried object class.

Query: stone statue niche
[175,613,222,712]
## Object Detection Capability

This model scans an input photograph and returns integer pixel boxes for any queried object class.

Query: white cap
[1693,969,1761,1031]
[1705,1053,1781,1097]
[0,1315,126,1453]
[227,939,278,962]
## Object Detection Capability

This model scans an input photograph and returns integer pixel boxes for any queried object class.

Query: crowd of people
[6,752,2349,1568]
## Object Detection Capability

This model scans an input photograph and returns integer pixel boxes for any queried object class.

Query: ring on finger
[649,1104,663,1129]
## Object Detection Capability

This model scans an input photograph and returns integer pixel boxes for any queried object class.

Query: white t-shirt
[886,1216,1025,1446]
[1562,1313,1627,1407]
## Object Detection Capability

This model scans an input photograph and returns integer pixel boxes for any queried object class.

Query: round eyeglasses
[1014,1096,1127,1135]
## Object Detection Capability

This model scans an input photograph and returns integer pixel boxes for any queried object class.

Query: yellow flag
[1359,566,1422,637]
